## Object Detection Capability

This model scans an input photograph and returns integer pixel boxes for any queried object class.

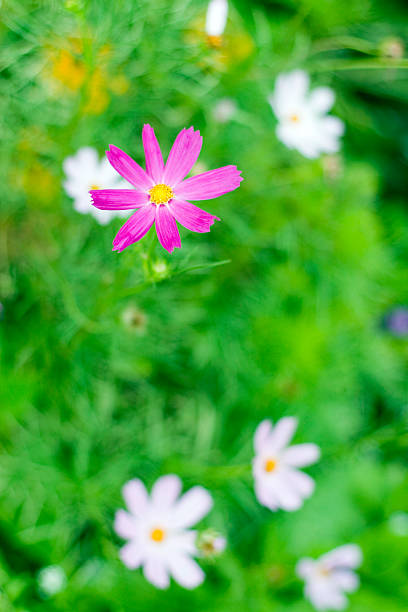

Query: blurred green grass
[1,0,408,610]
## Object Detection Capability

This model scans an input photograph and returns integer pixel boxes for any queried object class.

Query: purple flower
[385,307,408,337]
[90,125,243,253]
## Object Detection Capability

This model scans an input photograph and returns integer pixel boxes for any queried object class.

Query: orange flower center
[264,458,277,473]
[149,183,174,205]
[150,527,166,543]
[90,184,100,190]
[289,114,300,123]
[207,35,223,49]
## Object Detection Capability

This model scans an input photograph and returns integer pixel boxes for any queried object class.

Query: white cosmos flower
[296,544,363,610]
[63,147,130,225]
[253,417,320,511]
[205,0,228,37]
[114,475,213,590]
[269,70,345,159]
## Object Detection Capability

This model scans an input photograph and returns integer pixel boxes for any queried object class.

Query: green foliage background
[1,0,408,610]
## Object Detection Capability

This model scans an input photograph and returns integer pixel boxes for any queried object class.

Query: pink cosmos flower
[90,125,243,253]
[114,474,213,589]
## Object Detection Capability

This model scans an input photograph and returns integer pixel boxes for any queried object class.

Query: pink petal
[170,486,213,528]
[119,541,144,570]
[163,127,203,186]
[142,124,164,183]
[114,509,138,539]
[155,205,181,253]
[90,189,149,210]
[106,145,153,191]
[167,199,220,233]
[113,205,156,252]
[122,479,149,517]
[143,557,170,589]
[168,554,205,589]
[282,443,320,467]
[151,475,182,509]
[254,419,273,454]
[174,165,243,201]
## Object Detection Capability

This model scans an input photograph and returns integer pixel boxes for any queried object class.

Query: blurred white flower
[197,529,226,558]
[296,544,362,610]
[253,417,320,511]
[63,147,130,224]
[205,0,228,37]
[121,305,147,334]
[269,70,344,159]
[213,98,237,123]
[37,565,67,597]
[114,475,213,589]
[380,37,404,59]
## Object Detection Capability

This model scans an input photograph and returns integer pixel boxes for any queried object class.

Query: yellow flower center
[264,458,277,473]
[289,114,300,123]
[90,184,100,190]
[149,183,174,205]
[150,527,166,543]
[207,34,223,49]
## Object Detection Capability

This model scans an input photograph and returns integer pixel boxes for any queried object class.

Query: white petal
[296,558,315,579]
[63,147,99,179]
[321,544,363,570]
[306,580,348,610]
[254,419,272,453]
[309,86,335,113]
[254,479,279,511]
[63,178,88,199]
[283,443,320,467]
[272,472,303,511]
[271,70,309,116]
[114,510,138,540]
[168,554,205,589]
[170,530,198,556]
[331,570,359,593]
[122,479,149,518]
[143,557,170,589]
[72,195,93,214]
[284,468,315,498]
[205,0,228,36]
[276,123,305,152]
[119,541,144,569]
[151,475,182,509]
[91,208,116,225]
[170,486,213,528]
[322,116,345,137]
[267,416,298,452]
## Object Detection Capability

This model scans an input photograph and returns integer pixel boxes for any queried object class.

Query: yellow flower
[43,37,129,115]
[50,48,85,91]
